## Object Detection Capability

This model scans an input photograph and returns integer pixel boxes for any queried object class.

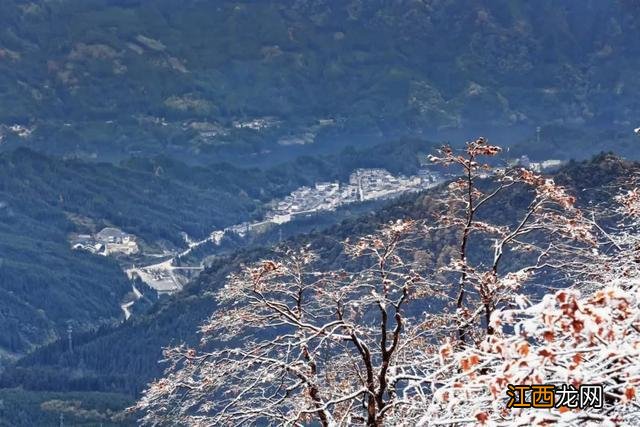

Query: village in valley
[68,166,443,297]
[70,227,139,256]
[267,168,438,219]
[223,167,443,238]
[68,158,564,299]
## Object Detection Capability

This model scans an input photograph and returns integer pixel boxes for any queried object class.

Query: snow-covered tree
[427,138,596,344]
[136,139,640,426]
[409,175,640,425]
[136,221,447,425]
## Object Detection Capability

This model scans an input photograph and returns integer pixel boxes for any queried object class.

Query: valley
[123,166,443,295]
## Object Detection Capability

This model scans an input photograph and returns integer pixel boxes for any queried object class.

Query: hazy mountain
[0,0,639,161]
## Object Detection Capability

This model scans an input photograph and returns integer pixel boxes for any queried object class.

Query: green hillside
[1,0,639,160]
[0,148,254,357]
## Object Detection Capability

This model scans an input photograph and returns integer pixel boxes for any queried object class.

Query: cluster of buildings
[232,116,280,131]
[129,265,180,294]
[194,168,441,249]
[512,155,565,173]
[265,168,441,221]
[70,227,139,256]
[0,123,34,143]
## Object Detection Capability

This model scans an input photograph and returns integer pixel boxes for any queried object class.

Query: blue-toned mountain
[1,0,639,161]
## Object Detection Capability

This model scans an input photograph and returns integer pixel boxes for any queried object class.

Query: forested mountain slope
[1,0,639,160]
[0,147,256,357]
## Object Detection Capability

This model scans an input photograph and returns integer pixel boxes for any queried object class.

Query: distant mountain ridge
[1,0,639,160]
